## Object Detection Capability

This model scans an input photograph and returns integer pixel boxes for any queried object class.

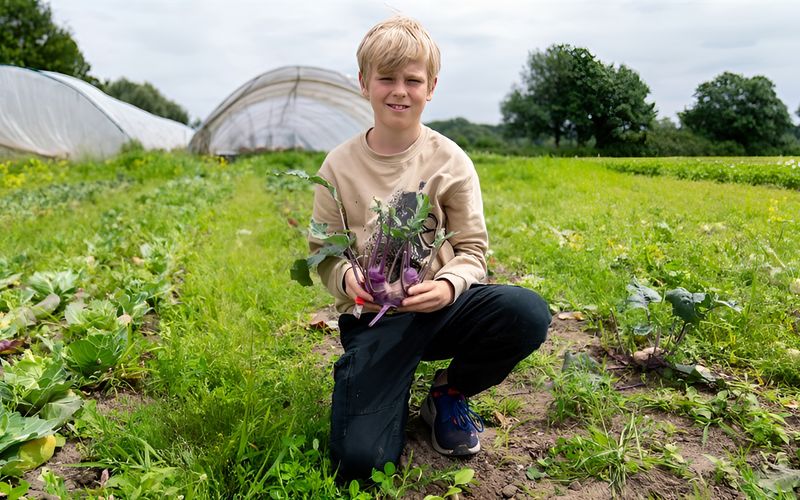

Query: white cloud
[50,0,800,124]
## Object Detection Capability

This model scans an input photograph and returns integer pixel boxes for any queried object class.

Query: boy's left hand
[398,280,454,313]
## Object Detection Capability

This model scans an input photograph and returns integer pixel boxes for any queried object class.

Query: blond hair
[357,16,441,91]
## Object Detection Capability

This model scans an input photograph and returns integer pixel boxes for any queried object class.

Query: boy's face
[359,60,437,135]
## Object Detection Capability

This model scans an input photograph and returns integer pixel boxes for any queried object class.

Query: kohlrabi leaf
[285,170,337,200]
[290,259,313,287]
[626,278,662,310]
[665,288,705,323]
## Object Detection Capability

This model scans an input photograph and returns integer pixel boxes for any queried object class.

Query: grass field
[1,151,799,498]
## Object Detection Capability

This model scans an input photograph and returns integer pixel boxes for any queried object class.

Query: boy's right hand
[344,267,380,312]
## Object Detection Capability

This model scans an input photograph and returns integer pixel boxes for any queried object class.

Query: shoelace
[448,393,485,433]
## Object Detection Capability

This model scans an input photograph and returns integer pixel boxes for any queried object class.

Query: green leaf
[0,435,56,476]
[39,392,83,428]
[452,467,474,486]
[0,478,30,499]
[29,294,60,319]
[757,464,800,494]
[672,363,719,386]
[626,278,662,309]
[290,259,313,287]
[1,351,74,413]
[64,328,127,377]
[285,170,337,200]
[526,465,547,480]
[0,406,60,456]
[665,288,704,323]
[383,461,396,476]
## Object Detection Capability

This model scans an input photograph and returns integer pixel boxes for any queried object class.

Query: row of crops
[1,151,234,495]
[600,156,800,189]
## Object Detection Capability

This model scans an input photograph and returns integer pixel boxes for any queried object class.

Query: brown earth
[308,308,780,499]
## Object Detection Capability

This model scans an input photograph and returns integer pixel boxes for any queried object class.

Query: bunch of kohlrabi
[288,170,453,326]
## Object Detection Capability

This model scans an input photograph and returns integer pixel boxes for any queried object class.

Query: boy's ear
[358,71,368,98]
[426,76,438,101]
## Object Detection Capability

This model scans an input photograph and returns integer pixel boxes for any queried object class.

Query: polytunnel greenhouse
[0,65,193,159]
[189,65,373,155]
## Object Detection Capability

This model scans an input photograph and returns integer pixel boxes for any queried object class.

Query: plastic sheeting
[0,65,193,159]
[190,66,373,154]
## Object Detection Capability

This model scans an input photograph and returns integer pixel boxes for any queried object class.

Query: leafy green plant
[64,326,130,381]
[370,460,472,500]
[0,351,82,427]
[27,270,80,303]
[0,479,29,500]
[614,278,740,375]
[65,299,120,338]
[40,468,70,497]
[423,467,475,500]
[0,405,60,476]
[633,387,790,447]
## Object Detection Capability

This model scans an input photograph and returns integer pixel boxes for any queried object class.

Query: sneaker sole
[420,396,481,456]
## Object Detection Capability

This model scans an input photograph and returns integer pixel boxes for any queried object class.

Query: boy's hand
[398,280,454,313]
[344,267,381,312]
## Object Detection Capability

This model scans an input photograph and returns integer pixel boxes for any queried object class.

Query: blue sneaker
[420,382,484,456]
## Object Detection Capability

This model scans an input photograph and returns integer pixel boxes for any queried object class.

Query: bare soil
[308,309,785,499]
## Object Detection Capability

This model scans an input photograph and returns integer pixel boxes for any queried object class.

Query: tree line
[438,44,800,156]
[1,0,192,125]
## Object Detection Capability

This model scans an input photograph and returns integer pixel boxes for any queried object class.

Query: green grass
[476,153,800,383]
[2,151,800,497]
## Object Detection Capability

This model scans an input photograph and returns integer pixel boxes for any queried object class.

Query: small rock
[569,480,581,490]
[501,484,518,498]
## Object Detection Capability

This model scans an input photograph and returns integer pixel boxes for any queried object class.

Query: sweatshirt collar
[359,125,430,164]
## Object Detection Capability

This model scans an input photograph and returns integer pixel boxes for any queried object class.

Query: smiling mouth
[387,104,410,110]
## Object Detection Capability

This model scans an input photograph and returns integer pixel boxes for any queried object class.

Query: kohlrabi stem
[369,304,392,327]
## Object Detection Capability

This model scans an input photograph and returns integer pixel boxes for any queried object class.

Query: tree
[501,44,655,150]
[500,44,577,147]
[103,78,190,124]
[426,117,505,150]
[0,0,94,81]
[679,72,792,154]
[796,105,800,140]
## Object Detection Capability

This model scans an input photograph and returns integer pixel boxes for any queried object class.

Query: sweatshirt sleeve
[309,181,351,303]
[433,164,488,301]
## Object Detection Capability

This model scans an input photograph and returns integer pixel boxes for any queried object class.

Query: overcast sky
[49,0,800,126]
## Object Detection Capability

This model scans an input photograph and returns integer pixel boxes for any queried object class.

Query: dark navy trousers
[329,284,551,480]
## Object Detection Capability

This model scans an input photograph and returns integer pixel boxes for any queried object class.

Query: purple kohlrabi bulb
[403,267,419,286]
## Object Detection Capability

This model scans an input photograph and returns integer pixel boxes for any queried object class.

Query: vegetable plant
[0,351,82,427]
[287,171,454,326]
[614,277,741,376]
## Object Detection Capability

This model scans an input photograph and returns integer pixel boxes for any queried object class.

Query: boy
[310,15,551,480]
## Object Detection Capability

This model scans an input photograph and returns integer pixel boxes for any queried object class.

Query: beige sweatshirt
[310,125,488,313]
